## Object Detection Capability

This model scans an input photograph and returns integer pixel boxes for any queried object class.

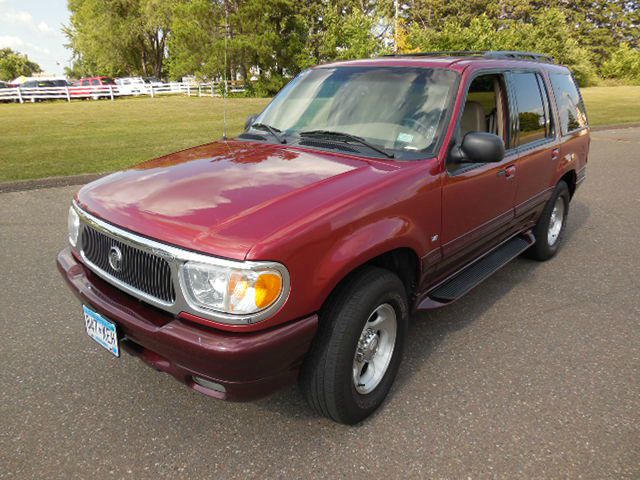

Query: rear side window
[91,79,100,86]
[510,72,550,147]
[550,73,588,134]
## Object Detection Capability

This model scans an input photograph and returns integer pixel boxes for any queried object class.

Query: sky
[0,0,71,78]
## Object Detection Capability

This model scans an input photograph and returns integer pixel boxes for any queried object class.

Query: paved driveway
[1,128,638,479]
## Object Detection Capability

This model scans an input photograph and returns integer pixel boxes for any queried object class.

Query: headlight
[180,261,287,318]
[68,206,80,247]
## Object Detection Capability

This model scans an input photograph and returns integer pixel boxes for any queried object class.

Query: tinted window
[81,80,90,86]
[550,73,588,134]
[91,79,100,85]
[511,72,548,146]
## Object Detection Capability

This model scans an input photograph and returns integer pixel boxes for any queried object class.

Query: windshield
[253,67,457,155]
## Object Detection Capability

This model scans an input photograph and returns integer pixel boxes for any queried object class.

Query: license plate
[83,305,119,357]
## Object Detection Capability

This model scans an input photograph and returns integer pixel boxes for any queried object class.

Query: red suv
[70,76,116,99]
[58,51,589,424]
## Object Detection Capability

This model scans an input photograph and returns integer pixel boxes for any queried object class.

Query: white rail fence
[0,82,247,103]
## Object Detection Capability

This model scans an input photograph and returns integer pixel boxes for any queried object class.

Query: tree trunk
[141,46,148,76]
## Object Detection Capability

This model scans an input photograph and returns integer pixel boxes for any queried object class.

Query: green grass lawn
[580,86,640,126]
[0,86,638,182]
[0,96,270,181]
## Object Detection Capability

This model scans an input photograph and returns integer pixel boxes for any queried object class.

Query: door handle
[505,165,516,179]
[551,148,560,161]
[498,165,516,179]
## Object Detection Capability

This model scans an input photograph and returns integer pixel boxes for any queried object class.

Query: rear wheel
[299,267,408,424]
[526,180,570,261]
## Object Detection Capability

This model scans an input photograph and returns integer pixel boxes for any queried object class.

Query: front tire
[299,267,408,424]
[526,180,570,261]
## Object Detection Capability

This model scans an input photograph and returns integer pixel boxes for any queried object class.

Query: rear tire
[526,180,570,261]
[299,266,408,425]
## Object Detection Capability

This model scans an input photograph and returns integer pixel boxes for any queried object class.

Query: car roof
[318,52,572,75]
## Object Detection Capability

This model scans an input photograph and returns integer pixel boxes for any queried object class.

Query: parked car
[18,80,62,102]
[143,76,163,87]
[58,51,589,424]
[20,79,56,88]
[115,76,148,95]
[70,76,116,99]
[0,81,14,102]
[50,79,71,87]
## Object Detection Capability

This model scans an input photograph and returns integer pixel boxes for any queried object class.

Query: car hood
[76,140,390,259]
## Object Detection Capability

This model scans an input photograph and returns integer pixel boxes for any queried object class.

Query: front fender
[242,158,440,332]
[312,216,425,310]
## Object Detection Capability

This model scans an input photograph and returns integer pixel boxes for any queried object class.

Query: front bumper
[57,247,318,401]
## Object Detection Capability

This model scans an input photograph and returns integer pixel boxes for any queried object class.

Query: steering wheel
[400,117,429,137]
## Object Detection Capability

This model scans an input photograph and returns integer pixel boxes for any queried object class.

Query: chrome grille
[81,225,176,303]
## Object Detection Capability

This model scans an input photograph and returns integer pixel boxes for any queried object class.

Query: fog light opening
[192,376,226,393]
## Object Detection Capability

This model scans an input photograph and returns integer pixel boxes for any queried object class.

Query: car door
[437,71,518,278]
[508,71,558,225]
[548,72,590,189]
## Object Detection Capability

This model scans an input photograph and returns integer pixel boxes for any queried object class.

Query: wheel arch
[319,246,422,314]
[560,169,577,198]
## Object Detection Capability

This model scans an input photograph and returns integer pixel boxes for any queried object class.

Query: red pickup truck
[58,51,589,424]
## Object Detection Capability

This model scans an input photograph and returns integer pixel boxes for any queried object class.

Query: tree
[0,48,41,81]
[65,0,175,78]
[304,3,385,65]
[298,0,388,67]
[64,0,640,87]
[400,0,639,80]
[601,43,640,83]
[403,8,597,85]
[166,0,225,81]
[169,0,308,94]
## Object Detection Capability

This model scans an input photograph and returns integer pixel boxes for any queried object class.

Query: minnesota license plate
[83,305,119,357]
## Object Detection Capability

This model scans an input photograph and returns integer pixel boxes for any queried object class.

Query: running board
[424,233,535,305]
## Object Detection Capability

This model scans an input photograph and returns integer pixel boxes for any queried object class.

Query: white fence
[0,82,247,103]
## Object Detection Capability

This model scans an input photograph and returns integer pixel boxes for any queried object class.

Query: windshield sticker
[397,132,414,143]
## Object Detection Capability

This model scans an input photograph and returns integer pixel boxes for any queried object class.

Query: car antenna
[222,2,229,141]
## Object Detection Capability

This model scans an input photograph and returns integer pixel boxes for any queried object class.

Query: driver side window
[449,73,509,173]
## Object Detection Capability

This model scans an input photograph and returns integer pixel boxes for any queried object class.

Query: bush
[252,74,288,97]
[601,44,640,84]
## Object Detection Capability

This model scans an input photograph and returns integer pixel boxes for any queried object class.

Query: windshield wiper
[251,123,286,144]
[299,130,394,158]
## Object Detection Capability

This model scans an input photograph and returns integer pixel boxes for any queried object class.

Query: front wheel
[526,180,570,261]
[299,266,408,424]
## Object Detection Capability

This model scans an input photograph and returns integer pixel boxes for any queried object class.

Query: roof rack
[383,50,556,64]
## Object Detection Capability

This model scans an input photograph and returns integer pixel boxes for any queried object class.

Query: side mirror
[450,132,505,164]
[244,114,258,131]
